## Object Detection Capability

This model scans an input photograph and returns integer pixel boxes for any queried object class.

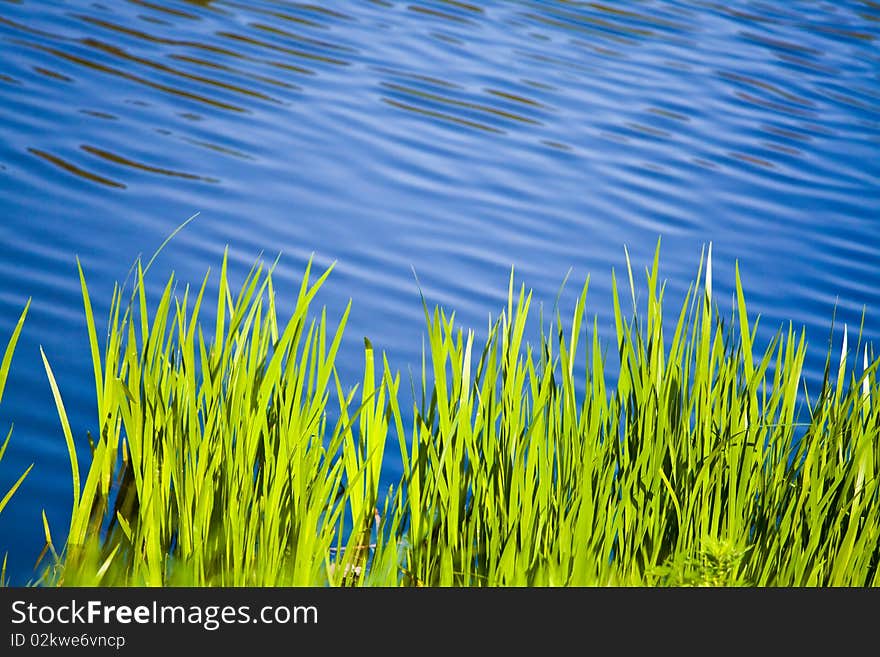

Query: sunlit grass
[4,242,879,586]
[0,301,33,585]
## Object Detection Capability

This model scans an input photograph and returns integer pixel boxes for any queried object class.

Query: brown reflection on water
[213,29,349,68]
[646,106,690,122]
[381,82,542,126]
[180,136,255,161]
[27,148,126,188]
[733,91,815,119]
[739,30,823,56]
[587,2,688,31]
[79,109,119,120]
[381,97,503,133]
[14,38,248,113]
[520,9,648,44]
[484,88,546,109]
[405,0,484,24]
[32,67,72,83]
[78,37,284,104]
[80,145,218,182]
[126,0,205,21]
[248,22,355,60]
[624,122,670,139]
[72,14,313,79]
[729,151,776,169]
[75,14,242,58]
[373,66,461,90]
[168,53,298,90]
[219,1,361,54]
[438,0,483,12]
[806,24,874,41]
[218,1,322,29]
[761,124,813,143]
[0,14,68,40]
[407,5,474,24]
[718,70,815,108]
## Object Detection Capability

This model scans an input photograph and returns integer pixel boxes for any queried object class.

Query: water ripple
[27,147,127,189]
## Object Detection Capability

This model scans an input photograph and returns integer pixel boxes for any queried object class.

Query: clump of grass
[0,301,32,585]
[37,251,389,586]
[17,243,880,586]
[386,244,879,586]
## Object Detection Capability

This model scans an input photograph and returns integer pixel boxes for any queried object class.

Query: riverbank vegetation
[2,245,878,586]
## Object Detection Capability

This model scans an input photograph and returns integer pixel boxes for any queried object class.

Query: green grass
[2,242,879,586]
[0,300,33,585]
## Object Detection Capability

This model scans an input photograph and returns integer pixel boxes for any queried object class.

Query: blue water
[0,0,878,585]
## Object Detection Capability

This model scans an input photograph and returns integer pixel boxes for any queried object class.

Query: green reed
[7,243,879,586]
[0,301,32,584]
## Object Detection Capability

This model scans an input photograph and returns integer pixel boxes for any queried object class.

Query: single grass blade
[40,348,80,518]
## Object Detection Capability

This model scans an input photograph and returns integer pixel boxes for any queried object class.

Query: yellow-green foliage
[7,243,880,586]
[0,301,33,585]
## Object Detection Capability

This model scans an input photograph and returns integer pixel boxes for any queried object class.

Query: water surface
[0,0,878,584]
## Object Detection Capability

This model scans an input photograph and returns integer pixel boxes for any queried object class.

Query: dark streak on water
[0,0,878,584]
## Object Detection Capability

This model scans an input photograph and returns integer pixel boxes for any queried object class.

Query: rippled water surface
[1,0,878,583]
